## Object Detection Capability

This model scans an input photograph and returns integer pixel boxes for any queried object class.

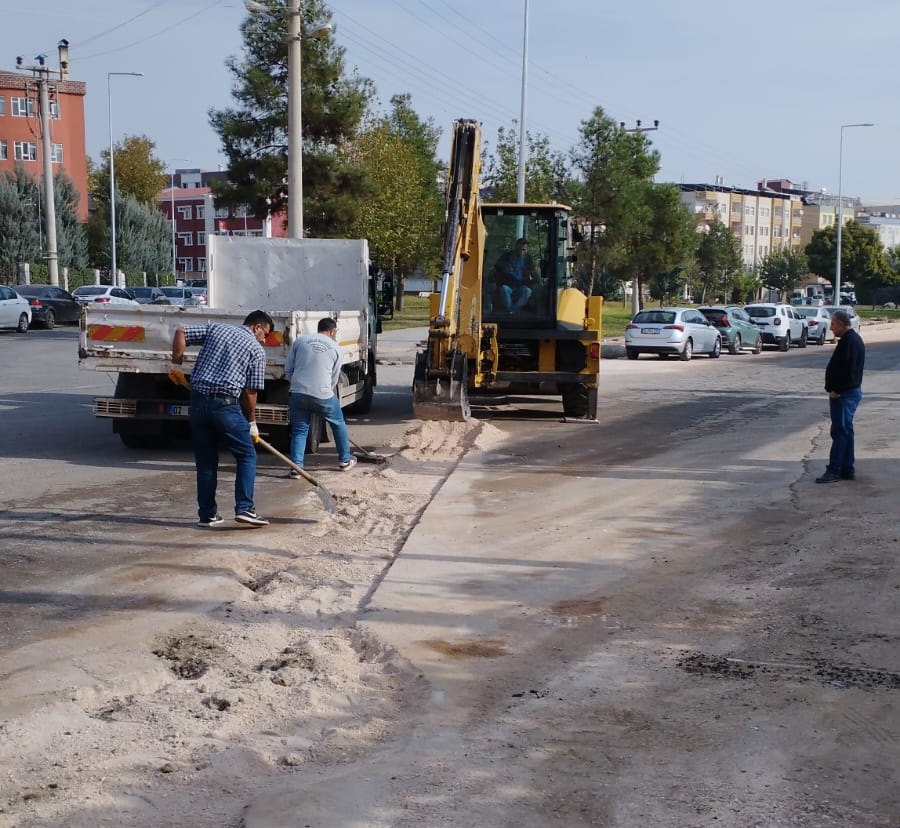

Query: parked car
[793,306,834,345]
[698,306,762,355]
[72,285,139,306]
[744,302,807,350]
[822,305,861,333]
[625,307,721,361]
[14,284,82,328]
[0,285,31,332]
[191,286,208,306]
[130,286,171,305]
[160,286,202,306]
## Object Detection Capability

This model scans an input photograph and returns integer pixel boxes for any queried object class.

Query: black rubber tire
[729,334,741,356]
[44,309,56,329]
[626,348,639,360]
[16,313,29,333]
[779,334,790,352]
[709,337,721,358]
[561,382,590,419]
[752,335,762,354]
[679,339,693,361]
[798,330,807,348]
[816,331,826,346]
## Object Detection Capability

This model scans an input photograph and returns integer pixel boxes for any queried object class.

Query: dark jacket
[825,328,865,393]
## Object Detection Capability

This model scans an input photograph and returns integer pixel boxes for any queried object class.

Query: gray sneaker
[235,509,269,526]
[197,514,225,528]
[339,456,358,471]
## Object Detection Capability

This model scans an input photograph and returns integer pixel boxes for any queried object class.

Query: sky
[2,0,898,202]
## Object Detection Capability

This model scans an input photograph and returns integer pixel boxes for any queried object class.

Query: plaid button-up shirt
[184,323,267,397]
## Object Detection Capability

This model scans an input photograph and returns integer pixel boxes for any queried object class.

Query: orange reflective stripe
[87,324,146,342]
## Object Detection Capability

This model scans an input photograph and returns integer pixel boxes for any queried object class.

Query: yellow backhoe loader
[413,119,602,421]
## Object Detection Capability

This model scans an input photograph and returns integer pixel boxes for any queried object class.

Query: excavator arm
[413,119,489,421]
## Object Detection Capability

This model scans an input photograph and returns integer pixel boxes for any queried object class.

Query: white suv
[744,303,807,351]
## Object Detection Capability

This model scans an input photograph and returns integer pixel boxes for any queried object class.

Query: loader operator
[492,237,535,312]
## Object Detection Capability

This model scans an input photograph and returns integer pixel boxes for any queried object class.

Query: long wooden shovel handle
[255,436,337,514]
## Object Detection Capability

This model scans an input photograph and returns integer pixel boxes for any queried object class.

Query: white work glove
[248,422,260,444]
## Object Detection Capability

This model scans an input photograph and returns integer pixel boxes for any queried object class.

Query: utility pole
[621,119,660,315]
[15,43,69,286]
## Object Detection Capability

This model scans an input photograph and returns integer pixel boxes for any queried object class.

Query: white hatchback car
[72,285,139,306]
[822,305,861,334]
[0,285,32,332]
[625,307,721,361]
[744,302,807,350]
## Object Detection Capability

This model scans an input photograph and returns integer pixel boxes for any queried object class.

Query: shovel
[350,437,388,464]
[255,436,338,514]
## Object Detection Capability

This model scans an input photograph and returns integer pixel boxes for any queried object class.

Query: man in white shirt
[284,317,357,473]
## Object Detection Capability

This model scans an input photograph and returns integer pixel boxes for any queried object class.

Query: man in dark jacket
[817,309,865,483]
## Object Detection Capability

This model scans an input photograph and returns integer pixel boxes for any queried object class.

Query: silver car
[793,306,834,345]
[0,285,32,332]
[822,305,861,334]
[625,307,721,361]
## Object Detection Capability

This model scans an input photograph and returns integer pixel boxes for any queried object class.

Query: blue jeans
[499,283,532,311]
[189,391,257,519]
[827,386,862,476]
[289,392,351,467]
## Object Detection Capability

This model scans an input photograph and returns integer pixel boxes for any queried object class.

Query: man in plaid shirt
[172,309,274,527]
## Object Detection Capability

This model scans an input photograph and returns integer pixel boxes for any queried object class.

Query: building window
[197,231,206,246]
[51,143,63,163]
[49,100,60,119]
[759,226,769,237]
[215,207,229,219]
[0,97,5,116]
[14,141,37,161]
[197,257,207,272]
[177,205,192,220]
[731,203,741,213]
[11,97,36,117]
[0,141,6,160]
[177,231,193,246]
[195,204,205,219]
[177,257,192,272]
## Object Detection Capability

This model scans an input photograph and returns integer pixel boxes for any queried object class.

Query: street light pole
[516,0,528,205]
[107,71,142,286]
[835,122,873,305]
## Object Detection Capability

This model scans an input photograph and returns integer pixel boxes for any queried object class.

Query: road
[1,323,898,827]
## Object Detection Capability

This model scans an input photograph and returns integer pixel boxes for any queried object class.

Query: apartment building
[679,182,803,272]
[0,43,88,220]
[159,170,286,278]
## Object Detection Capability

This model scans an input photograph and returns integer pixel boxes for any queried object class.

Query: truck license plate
[168,404,190,417]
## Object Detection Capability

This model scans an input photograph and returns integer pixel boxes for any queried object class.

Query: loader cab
[481,204,572,329]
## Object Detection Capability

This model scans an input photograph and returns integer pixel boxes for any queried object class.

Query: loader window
[482,213,556,324]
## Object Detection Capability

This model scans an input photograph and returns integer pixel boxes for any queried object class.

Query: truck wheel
[306,413,323,454]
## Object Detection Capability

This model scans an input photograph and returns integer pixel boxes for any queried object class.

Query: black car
[15,284,81,329]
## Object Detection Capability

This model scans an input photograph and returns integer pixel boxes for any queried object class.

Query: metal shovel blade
[255,436,338,514]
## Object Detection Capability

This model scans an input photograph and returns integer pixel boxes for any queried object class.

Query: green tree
[482,124,569,203]
[0,167,41,278]
[805,220,893,302]
[115,194,171,280]
[758,247,808,301]
[569,107,659,297]
[92,134,167,206]
[53,171,88,271]
[694,218,742,302]
[631,183,697,305]
[209,0,373,236]
[344,95,443,309]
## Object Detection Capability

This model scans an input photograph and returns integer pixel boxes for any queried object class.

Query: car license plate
[641,327,659,334]
[168,404,189,417]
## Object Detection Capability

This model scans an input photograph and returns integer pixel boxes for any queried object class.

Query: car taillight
[626,323,638,330]
[719,318,731,327]
[94,297,111,302]
[663,324,684,331]
[29,299,42,308]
